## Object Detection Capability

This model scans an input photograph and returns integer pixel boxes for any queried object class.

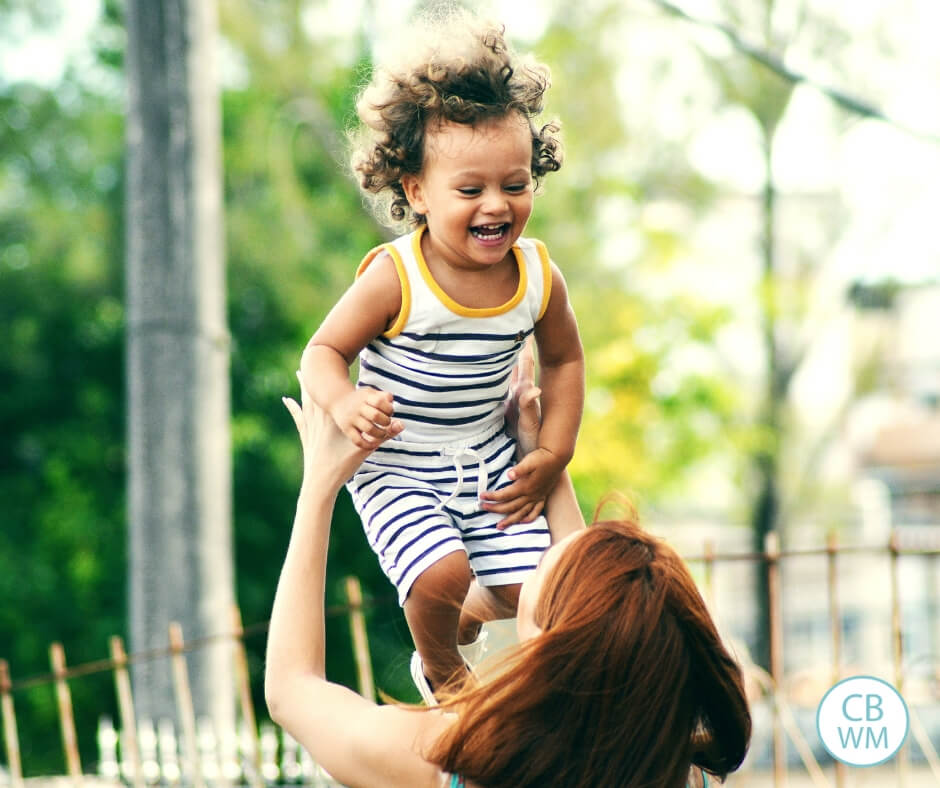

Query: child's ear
[401,174,428,215]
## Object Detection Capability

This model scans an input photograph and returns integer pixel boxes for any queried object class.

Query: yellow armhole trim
[411,226,527,317]
[356,243,411,338]
[534,239,552,321]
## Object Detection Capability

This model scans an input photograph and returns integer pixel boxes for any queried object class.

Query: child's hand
[283,373,378,491]
[331,388,403,449]
[481,448,565,529]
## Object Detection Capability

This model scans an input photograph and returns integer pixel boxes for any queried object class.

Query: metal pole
[765,531,785,788]
[826,532,846,788]
[889,531,908,786]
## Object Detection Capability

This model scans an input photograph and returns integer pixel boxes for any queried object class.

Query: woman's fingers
[517,337,536,386]
[295,371,312,406]
[518,386,542,409]
[282,396,304,434]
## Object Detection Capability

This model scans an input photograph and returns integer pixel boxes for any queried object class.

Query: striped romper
[346,226,554,605]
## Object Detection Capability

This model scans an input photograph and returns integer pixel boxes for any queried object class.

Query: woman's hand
[486,340,549,527]
[283,371,403,494]
[504,338,542,458]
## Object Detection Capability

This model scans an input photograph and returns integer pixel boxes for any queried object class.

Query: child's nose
[482,190,509,214]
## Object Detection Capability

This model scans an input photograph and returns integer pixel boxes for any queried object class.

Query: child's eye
[457,187,482,196]
[504,183,530,193]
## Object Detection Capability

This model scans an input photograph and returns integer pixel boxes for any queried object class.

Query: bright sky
[0,1,102,85]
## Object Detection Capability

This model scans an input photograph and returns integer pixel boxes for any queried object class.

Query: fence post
[169,622,206,788]
[50,642,83,788]
[825,531,846,788]
[889,530,908,787]
[231,605,264,788]
[0,660,23,788]
[109,636,145,788]
[703,539,716,613]
[344,576,376,702]
[929,548,940,690]
[764,531,785,788]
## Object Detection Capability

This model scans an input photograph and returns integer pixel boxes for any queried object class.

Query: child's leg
[403,550,473,692]
[457,581,521,645]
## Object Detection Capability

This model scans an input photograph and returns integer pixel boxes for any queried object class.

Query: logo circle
[816,675,909,766]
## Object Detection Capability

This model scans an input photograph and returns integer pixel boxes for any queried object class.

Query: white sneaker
[409,651,438,706]
[457,629,489,668]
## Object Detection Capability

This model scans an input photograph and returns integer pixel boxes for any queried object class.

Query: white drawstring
[436,445,489,513]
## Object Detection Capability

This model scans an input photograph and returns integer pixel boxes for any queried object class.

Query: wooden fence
[2,535,940,788]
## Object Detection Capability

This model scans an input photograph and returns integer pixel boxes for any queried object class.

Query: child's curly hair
[351,10,563,228]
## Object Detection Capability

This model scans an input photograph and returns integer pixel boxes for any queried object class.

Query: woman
[266,371,751,788]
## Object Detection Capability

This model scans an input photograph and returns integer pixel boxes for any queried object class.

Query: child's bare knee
[409,551,471,604]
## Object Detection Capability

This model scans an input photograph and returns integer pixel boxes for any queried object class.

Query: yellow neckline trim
[411,225,527,318]
[533,239,552,321]
[356,242,411,338]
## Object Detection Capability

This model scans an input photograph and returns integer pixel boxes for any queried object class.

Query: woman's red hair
[428,519,751,788]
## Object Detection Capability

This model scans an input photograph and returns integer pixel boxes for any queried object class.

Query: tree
[642,0,901,669]
[124,0,234,726]
[0,9,127,765]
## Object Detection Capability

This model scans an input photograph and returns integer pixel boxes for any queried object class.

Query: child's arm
[482,263,584,527]
[301,253,404,449]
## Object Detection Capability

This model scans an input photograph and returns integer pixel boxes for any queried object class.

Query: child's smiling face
[402,113,534,271]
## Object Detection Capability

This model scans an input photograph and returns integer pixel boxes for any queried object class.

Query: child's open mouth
[469,223,510,243]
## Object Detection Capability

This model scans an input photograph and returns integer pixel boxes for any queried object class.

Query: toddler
[300,11,584,701]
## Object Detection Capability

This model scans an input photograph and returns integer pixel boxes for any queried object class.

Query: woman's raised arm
[264,378,447,788]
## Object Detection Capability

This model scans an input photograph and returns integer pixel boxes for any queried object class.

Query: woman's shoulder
[322,703,454,788]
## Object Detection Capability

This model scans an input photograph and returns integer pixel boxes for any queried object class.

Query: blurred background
[1,0,938,781]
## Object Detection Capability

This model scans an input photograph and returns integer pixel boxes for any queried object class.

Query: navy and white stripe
[356,227,549,445]
[346,227,553,603]
[347,426,551,605]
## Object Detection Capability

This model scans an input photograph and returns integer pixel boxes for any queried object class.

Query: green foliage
[0,0,763,773]
[0,74,125,770]
[217,0,418,707]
